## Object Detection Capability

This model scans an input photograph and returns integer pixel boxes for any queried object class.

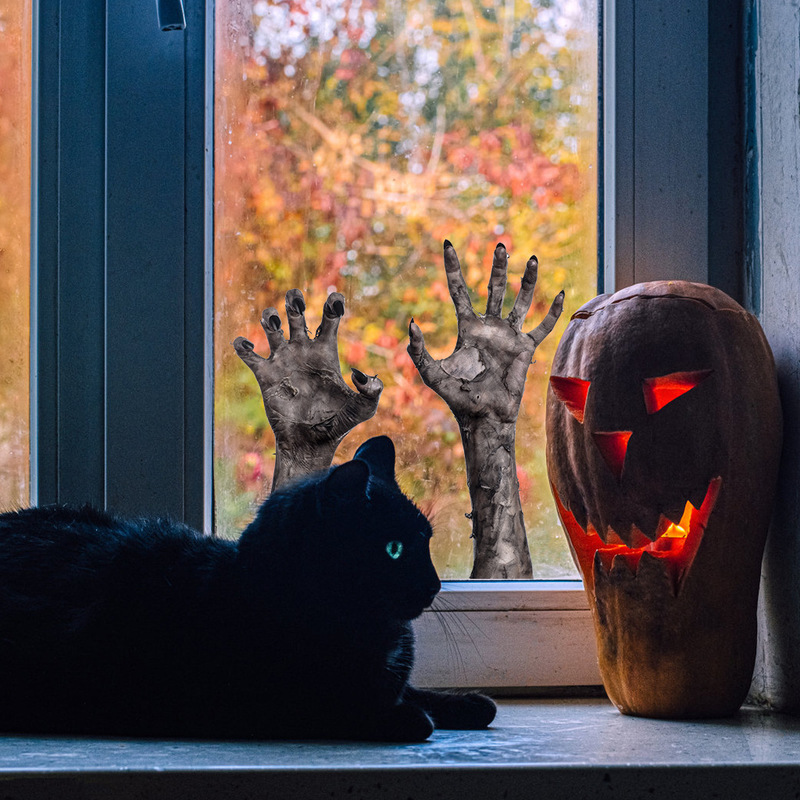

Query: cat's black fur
[0,436,495,741]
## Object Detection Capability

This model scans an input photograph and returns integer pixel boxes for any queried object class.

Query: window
[30,0,736,692]
[214,0,597,581]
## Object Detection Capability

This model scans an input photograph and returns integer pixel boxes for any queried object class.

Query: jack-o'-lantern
[546,281,782,718]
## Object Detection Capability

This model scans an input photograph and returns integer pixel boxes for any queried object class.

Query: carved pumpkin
[546,281,782,718]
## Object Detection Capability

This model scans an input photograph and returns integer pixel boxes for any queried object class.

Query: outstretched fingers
[316,292,346,345]
[527,291,565,347]
[443,240,475,323]
[408,318,452,390]
[485,243,508,317]
[260,307,287,354]
[285,289,309,341]
[507,255,539,330]
[232,336,269,377]
[333,369,383,430]
[351,368,383,401]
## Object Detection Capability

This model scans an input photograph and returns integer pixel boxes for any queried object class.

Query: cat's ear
[353,436,396,484]
[323,459,371,502]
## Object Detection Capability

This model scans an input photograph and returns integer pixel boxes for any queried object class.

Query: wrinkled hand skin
[233,290,383,490]
[408,241,564,578]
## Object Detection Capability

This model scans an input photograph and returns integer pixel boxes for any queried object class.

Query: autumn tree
[0,0,31,508]
[214,0,597,577]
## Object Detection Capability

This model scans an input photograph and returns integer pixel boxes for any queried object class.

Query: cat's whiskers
[427,607,468,682]
[433,595,491,644]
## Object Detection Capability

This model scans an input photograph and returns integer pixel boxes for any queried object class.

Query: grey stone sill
[2,698,800,799]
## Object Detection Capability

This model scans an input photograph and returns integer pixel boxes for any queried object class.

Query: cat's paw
[365,702,434,743]
[405,687,497,729]
[441,691,497,729]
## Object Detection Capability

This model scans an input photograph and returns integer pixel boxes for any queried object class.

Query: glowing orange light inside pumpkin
[592,430,632,481]
[552,478,721,595]
[549,376,591,423]
[647,502,692,550]
[642,370,713,414]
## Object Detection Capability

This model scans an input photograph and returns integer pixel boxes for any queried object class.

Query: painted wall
[748,0,800,711]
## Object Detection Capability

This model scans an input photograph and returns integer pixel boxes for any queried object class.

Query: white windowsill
[413,581,601,690]
[432,580,590,610]
[1,699,798,799]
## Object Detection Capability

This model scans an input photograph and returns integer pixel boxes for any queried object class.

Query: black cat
[0,436,495,741]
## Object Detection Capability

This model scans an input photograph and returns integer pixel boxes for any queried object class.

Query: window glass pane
[0,0,31,507]
[215,0,596,579]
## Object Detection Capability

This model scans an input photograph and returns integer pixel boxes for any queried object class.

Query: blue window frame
[32,0,211,528]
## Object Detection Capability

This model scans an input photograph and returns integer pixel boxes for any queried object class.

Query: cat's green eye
[386,541,403,560]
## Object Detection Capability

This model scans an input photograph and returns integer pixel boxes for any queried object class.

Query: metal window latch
[157,0,186,31]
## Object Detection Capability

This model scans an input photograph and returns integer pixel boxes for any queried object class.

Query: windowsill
[2,699,800,799]
[413,582,600,689]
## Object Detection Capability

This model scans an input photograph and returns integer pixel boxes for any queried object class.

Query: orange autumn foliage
[214,0,598,578]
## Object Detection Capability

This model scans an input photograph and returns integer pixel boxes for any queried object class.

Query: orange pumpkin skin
[546,282,782,718]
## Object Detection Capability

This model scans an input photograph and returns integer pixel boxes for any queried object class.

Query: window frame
[31,0,742,691]
[31,0,212,531]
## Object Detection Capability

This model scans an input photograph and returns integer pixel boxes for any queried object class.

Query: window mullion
[183,0,214,534]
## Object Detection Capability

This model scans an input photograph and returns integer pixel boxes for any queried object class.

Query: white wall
[748,0,800,710]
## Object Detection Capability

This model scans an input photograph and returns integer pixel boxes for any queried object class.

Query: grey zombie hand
[233,289,383,490]
[407,240,564,579]
[407,241,564,425]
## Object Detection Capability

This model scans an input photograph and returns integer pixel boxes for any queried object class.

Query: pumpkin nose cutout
[592,431,632,481]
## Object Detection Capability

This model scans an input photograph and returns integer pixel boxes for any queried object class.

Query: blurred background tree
[0,0,31,509]
[215,0,597,577]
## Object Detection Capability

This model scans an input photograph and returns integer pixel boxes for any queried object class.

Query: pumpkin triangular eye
[642,370,713,414]
[550,376,591,424]
[592,430,632,481]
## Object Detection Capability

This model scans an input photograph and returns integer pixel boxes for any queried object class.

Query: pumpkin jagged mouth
[553,478,721,595]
